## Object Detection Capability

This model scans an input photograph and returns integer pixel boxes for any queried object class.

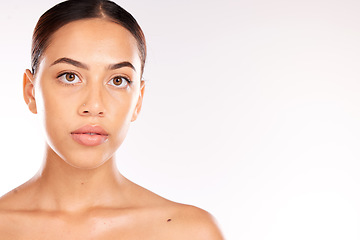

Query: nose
[78,84,106,117]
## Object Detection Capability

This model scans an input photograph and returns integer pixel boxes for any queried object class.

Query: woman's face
[24,18,144,169]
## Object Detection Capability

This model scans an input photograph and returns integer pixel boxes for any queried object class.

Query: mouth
[83,132,102,135]
[71,125,109,146]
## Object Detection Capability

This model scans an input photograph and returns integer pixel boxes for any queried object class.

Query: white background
[1,0,360,239]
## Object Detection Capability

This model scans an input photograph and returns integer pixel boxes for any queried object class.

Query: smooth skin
[0,19,224,239]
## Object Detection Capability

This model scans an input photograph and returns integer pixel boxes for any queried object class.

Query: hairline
[32,16,145,78]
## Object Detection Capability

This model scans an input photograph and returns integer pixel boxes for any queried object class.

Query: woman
[0,0,224,239]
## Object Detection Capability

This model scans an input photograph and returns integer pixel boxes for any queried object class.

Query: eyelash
[56,72,132,88]
[109,76,131,88]
[56,72,81,86]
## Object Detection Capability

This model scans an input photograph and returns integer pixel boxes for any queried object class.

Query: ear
[131,81,145,122]
[23,69,37,114]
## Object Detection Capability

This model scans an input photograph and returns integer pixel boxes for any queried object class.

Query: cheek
[106,89,140,140]
[107,86,140,118]
[36,86,76,133]
[107,95,135,131]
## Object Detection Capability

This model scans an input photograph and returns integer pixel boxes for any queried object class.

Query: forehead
[42,18,141,70]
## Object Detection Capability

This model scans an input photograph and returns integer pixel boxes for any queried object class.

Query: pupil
[114,78,122,85]
[66,74,75,81]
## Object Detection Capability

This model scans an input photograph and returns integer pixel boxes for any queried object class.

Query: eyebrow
[109,62,136,71]
[50,57,136,72]
[51,57,88,69]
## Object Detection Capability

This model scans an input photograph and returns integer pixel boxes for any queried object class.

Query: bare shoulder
[0,188,25,237]
[166,203,224,240]
[0,180,37,218]
[0,188,21,211]
[125,180,224,239]
[0,181,33,211]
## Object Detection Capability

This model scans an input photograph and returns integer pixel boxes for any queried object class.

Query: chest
[0,212,173,240]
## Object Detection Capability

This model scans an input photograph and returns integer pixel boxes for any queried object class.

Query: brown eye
[57,72,80,84]
[113,77,123,86]
[65,73,76,81]
[109,76,129,88]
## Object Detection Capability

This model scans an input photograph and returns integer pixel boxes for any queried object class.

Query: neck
[33,146,126,212]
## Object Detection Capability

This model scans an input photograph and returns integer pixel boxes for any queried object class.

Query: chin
[64,157,110,170]
[63,150,115,170]
[47,144,114,170]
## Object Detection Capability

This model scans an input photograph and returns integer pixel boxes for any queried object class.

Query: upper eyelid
[56,72,82,85]
[116,75,131,82]
[108,68,133,79]
[109,74,132,83]
[108,76,131,87]
[57,71,82,79]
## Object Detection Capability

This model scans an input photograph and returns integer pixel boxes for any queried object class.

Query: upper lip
[71,125,109,136]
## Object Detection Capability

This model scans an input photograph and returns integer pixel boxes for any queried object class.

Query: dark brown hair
[31,0,146,77]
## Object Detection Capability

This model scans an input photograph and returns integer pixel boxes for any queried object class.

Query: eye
[57,72,81,84]
[108,76,130,88]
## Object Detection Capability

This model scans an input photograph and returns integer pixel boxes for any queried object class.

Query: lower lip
[71,133,108,146]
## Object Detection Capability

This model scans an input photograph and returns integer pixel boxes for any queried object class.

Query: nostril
[79,104,104,116]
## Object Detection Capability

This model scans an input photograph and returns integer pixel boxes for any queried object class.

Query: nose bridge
[80,79,105,116]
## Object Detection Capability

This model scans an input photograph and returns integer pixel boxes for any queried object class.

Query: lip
[71,125,109,146]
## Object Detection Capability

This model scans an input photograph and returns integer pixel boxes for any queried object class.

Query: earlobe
[23,69,37,114]
[131,81,145,122]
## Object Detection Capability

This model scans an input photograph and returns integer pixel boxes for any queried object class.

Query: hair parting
[31,0,146,77]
